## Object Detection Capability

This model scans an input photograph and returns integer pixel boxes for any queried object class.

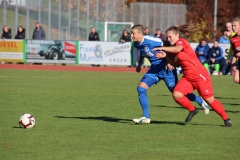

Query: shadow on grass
[155,105,240,114]
[215,96,239,100]
[54,116,186,126]
[12,126,22,129]
[153,105,184,110]
[222,103,240,106]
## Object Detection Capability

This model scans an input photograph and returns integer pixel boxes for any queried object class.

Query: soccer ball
[19,114,35,129]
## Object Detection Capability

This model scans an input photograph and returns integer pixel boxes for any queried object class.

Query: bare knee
[203,96,214,104]
[233,71,239,83]
[173,91,184,100]
[138,82,148,89]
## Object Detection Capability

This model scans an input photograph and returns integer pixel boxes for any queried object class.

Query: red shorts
[174,72,214,99]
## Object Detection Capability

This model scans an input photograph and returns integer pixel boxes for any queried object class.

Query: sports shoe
[224,118,232,127]
[212,71,218,75]
[185,108,199,122]
[133,116,151,124]
[201,98,210,115]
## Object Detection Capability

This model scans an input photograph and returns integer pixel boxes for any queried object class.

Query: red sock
[210,99,229,120]
[175,96,195,111]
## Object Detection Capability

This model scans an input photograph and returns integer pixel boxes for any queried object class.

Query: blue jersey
[134,35,166,69]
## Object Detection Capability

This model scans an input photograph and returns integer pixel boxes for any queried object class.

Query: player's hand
[232,64,237,72]
[136,65,141,72]
[166,63,175,70]
[152,47,163,51]
[155,51,166,59]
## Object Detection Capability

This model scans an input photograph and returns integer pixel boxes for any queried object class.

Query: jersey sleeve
[149,37,163,47]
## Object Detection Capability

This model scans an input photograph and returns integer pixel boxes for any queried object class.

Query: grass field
[0,69,239,160]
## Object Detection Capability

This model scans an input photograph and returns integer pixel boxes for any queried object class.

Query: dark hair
[131,24,144,34]
[122,30,129,35]
[166,22,197,41]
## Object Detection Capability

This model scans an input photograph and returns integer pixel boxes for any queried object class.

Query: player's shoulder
[144,35,163,43]
[175,38,187,45]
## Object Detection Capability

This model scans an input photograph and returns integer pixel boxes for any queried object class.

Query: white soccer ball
[19,113,35,129]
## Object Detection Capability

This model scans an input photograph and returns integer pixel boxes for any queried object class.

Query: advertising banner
[0,40,24,62]
[78,41,132,65]
[26,40,76,64]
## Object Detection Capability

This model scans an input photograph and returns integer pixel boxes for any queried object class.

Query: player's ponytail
[166,22,197,41]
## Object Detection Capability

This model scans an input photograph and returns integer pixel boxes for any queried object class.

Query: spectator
[219,30,230,44]
[32,22,45,40]
[88,27,100,41]
[195,39,210,64]
[15,26,25,39]
[154,28,165,41]
[1,26,11,40]
[119,30,131,43]
[144,27,150,35]
[203,41,225,75]
[226,21,236,61]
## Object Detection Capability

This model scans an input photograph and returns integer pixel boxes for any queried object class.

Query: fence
[0,0,186,41]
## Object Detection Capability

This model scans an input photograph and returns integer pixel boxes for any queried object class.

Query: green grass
[0,69,239,160]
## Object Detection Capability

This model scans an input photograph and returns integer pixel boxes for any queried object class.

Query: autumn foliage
[126,0,240,42]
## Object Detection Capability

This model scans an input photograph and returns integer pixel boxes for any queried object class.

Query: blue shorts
[140,68,178,92]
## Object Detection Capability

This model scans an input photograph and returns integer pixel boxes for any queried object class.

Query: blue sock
[186,93,202,106]
[137,86,150,118]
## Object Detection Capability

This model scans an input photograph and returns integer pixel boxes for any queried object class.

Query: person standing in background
[219,30,230,44]
[1,26,11,40]
[32,22,46,40]
[15,26,25,39]
[154,28,165,41]
[119,30,131,43]
[88,27,100,41]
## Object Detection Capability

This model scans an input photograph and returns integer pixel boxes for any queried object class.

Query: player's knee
[233,75,239,83]
[137,86,147,94]
[203,96,214,104]
[172,91,183,100]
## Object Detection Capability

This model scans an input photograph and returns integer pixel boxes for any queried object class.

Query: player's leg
[233,60,239,83]
[133,74,158,124]
[162,69,209,114]
[193,72,231,126]
[173,78,199,122]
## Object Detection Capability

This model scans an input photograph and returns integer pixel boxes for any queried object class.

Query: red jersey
[230,34,240,55]
[172,38,206,78]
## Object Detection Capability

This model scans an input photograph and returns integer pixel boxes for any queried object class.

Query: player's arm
[136,54,144,72]
[155,51,180,67]
[153,45,183,53]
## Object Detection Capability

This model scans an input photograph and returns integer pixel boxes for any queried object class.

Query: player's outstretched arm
[153,46,183,53]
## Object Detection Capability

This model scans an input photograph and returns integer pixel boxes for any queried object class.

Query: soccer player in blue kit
[131,25,210,124]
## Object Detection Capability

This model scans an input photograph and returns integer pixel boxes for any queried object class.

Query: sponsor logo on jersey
[144,47,154,57]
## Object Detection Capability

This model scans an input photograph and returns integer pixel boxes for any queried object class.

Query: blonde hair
[131,25,144,34]
[232,17,240,23]
[166,22,197,41]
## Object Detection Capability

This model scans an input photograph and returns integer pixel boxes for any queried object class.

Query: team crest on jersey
[176,41,183,45]
[144,47,154,57]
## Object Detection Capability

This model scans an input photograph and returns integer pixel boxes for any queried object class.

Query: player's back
[134,35,166,69]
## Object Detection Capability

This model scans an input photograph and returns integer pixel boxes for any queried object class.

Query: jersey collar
[140,37,145,45]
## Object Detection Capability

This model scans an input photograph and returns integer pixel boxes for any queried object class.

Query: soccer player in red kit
[230,17,240,84]
[153,22,232,126]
